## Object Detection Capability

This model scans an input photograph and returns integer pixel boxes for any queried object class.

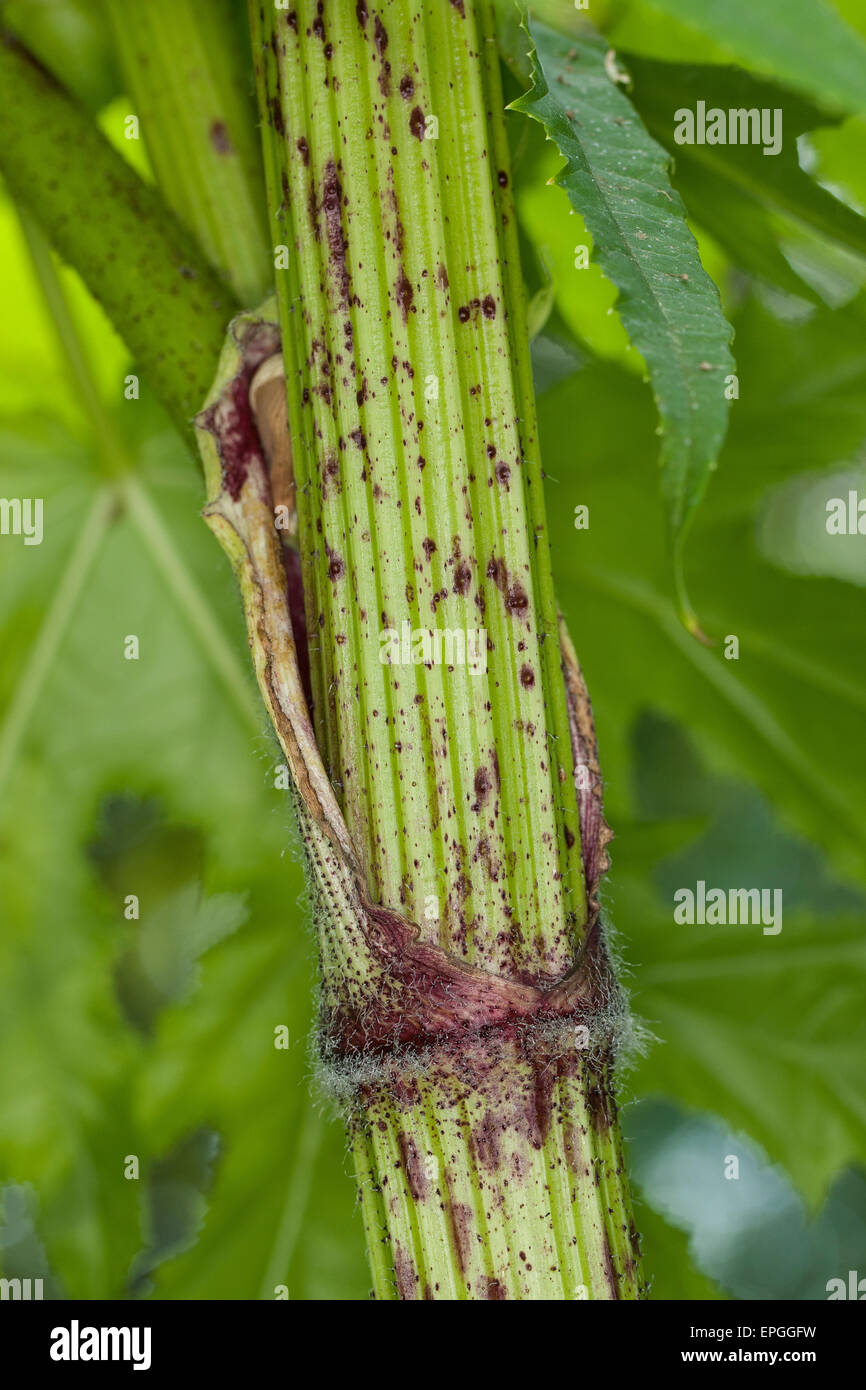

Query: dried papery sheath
[194,0,650,1299]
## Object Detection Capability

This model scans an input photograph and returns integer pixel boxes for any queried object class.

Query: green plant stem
[252,0,584,976]
[352,1047,639,1301]
[250,0,644,1299]
[104,0,271,305]
[0,33,237,437]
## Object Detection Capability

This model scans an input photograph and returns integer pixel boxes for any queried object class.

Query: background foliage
[1,0,865,1299]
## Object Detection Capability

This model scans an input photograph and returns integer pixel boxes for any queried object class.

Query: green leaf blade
[512,21,735,614]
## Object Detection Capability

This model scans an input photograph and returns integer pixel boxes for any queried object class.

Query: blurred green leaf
[637,0,866,114]
[811,115,866,216]
[0,338,364,1303]
[0,755,145,1297]
[623,902,866,1204]
[1,0,122,112]
[0,1183,64,1297]
[542,294,866,889]
[623,56,866,298]
[719,292,866,511]
[628,1099,866,1295]
[630,1195,726,1300]
[130,1126,221,1294]
[607,723,866,1200]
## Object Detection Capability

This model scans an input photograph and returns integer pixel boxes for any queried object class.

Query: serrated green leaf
[512,20,735,627]
[517,173,642,367]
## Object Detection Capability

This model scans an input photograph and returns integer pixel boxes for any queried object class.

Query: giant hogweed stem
[196,0,649,1299]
